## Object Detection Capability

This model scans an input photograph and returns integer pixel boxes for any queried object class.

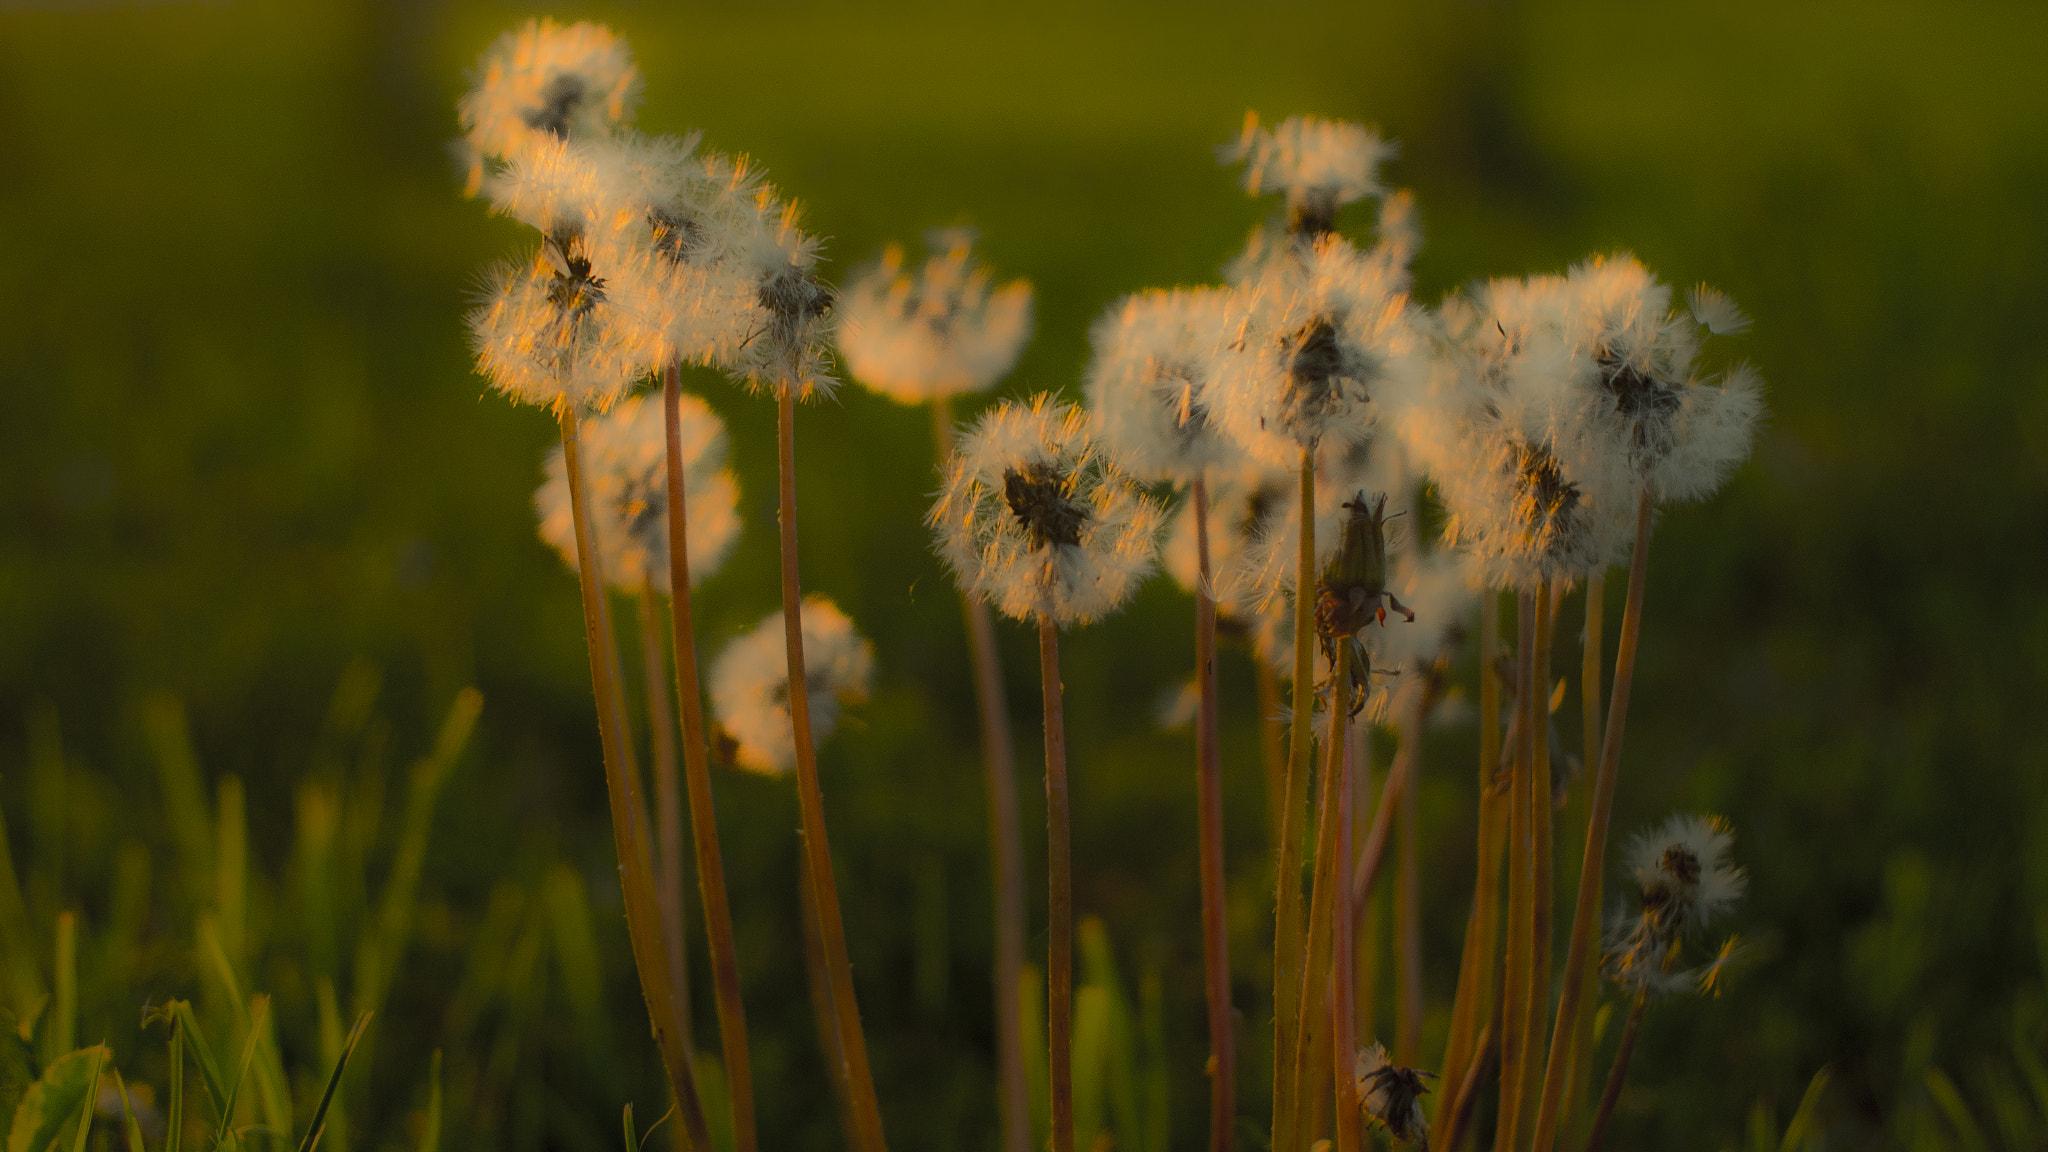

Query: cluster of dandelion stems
[463,24,1758,1152]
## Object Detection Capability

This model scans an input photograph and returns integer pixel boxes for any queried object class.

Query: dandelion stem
[1395,701,1424,1067]
[1442,957,1505,1152]
[559,409,715,1152]
[1520,580,1556,1141]
[1556,575,1605,1145]
[1347,672,1434,921]
[933,397,1032,1152]
[1273,448,1317,1152]
[1193,473,1237,1152]
[1294,650,1350,1147]
[1038,615,1075,1152]
[1533,492,1653,1152]
[1581,990,1647,1152]
[1331,692,1364,1152]
[1435,596,1506,1132]
[799,849,863,1144]
[775,387,888,1152]
[1497,591,1538,1152]
[1256,660,1287,856]
[664,370,758,1152]
[638,581,692,1052]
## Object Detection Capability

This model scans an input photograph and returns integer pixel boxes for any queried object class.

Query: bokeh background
[3,1,2046,1148]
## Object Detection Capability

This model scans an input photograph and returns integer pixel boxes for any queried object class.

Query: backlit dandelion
[535,392,740,593]
[931,396,1163,627]
[1084,288,1236,482]
[839,231,1034,403]
[709,597,874,776]
[1222,113,1395,238]
[459,18,641,195]
[469,220,665,415]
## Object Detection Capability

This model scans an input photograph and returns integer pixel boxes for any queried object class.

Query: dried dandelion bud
[1354,1042,1436,1144]
[838,230,1034,403]
[929,396,1163,627]
[534,392,740,593]
[709,597,874,775]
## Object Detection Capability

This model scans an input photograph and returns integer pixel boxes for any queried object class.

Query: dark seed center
[1596,349,1681,456]
[1510,441,1581,554]
[649,206,707,265]
[1003,461,1087,549]
[543,232,607,320]
[523,73,587,139]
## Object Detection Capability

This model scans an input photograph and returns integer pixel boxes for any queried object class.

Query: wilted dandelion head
[838,230,1034,403]
[1353,1041,1434,1144]
[1084,288,1239,483]
[535,391,741,593]
[1606,812,1747,996]
[1222,112,1395,238]
[1208,236,1426,466]
[930,396,1163,627]
[709,596,874,775]
[459,19,641,196]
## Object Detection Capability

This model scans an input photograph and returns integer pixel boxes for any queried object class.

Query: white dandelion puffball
[715,192,839,401]
[930,396,1164,627]
[710,597,874,775]
[1084,288,1239,482]
[1221,112,1394,235]
[459,19,641,194]
[838,232,1034,403]
[1561,253,1763,504]
[1624,812,1747,936]
[1207,234,1428,467]
[535,391,741,593]
[469,219,670,415]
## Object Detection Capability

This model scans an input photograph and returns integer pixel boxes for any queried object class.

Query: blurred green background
[3,0,2047,1148]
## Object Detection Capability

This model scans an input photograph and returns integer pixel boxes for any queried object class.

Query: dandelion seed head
[1084,288,1240,482]
[458,19,641,196]
[1353,1041,1433,1143]
[1208,236,1427,466]
[1605,812,1748,996]
[1222,112,1394,237]
[709,596,874,775]
[838,232,1034,403]
[930,395,1163,627]
[468,222,668,414]
[535,391,740,593]
[718,193,839,401]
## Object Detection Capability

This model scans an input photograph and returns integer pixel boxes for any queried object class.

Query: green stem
[638,583,691,1054]
[1330,679,1362,1152]
[1497,591,1537,1152]
[1435,596,1505,1131]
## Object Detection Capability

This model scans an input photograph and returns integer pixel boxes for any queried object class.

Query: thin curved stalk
[1331,697,1363,1152]
[638,583,691,1051]
[933,397,1031,1152]
[1193,474,1237,1152]
[1532,492,1654,1152]
[664,371,758,1152]
[559,409,714,1152]
[799,852,862,1143]
[1556,574,1606,1145]
[1273,449,1317,1152]
[1292,652,1350,1145]
[1581,990,1647,1152]
[1394,710,1423,1067]
[1435,595,1505,1128]
[774,389,887,1152]
[1039,617,1075,1152]
[1257,658,1287,851]
[1519,581,1556,1142]
[1496,592,1537,1152]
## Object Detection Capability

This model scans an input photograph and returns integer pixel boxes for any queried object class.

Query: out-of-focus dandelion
[459,19,641,196]
[535,392,740,593]
[931,395,1163,627]
[1354,1042,1435,1145]
[1084,288,1237,482]
[1221,113,1395,238]
[710,597,874,776]
[839,231,1034,403]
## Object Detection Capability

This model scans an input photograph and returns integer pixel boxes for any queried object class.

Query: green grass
[2,0,2047,1148]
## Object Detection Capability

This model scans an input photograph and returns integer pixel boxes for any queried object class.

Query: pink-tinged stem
[1193,474,1237,1152]
[1039,617,1075,1152]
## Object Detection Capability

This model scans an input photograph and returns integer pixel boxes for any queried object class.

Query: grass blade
[167,1002,227,1125]
[68,1043,107,1152]
[113,1067,148,1152]
[167,1008,185,1152]
[297,1011,371,1152]
[1778,1065,1830,1152]
[1925,1068,1990,1152]
[213,996,270,1148]
[418,1051,441,1152]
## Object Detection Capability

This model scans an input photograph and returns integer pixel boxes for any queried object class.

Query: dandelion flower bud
[1221,112,1395,238]
[1606,813,1748,996]
[1353,1041,1435,1144]
[1208,236,1427,467]
[535,392,741,593]
[459,19,641,195]
[929,396,1163,627]
[709,597,874,775]
[1084,288,1237,482]
[838,231,1034,403]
